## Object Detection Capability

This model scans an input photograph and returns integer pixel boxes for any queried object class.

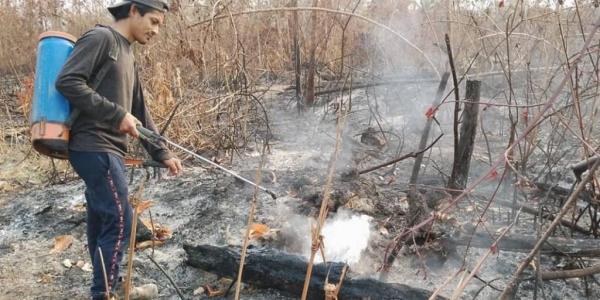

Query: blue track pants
[69,151,132,299]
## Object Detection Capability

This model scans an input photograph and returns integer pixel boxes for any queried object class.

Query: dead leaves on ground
[129,198,173,251]
[248,223,280,241]
[36,273,55,284]
[135,217,172,250]
[140,218,172,241]
[135,200,154,214]
[72,203,86,212]
[62,198,174,252]
[49,235,73,254]
[249,223,270,239]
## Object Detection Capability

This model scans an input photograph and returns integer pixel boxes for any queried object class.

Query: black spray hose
[137,125,277,199]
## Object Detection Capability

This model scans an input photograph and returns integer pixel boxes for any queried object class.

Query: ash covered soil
[0,83,598,299]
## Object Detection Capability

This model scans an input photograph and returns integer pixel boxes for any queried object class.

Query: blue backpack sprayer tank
[30,31,77,159]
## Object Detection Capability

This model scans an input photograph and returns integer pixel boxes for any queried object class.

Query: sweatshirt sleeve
[131,69,173,162]
[55,28,127,128]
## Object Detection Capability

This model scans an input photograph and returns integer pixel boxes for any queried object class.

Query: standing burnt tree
[448,80,481,192]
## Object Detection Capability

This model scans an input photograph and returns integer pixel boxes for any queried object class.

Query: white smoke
[318,209,372,265]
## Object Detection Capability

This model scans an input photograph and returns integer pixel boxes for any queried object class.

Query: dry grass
[0,139,72,195]
[1,0,600,184]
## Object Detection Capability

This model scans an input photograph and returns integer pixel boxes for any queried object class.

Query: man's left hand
[162,157,183,176]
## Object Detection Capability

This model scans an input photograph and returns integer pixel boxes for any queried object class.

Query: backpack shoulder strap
[66,27,120,127]
[88,27,120,89]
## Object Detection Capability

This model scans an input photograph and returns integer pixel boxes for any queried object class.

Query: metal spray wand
[137,125,277,199]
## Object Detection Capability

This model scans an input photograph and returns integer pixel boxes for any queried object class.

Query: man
[56,1,182,299]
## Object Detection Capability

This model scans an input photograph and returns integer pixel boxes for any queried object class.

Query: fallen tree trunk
[570,155,600,180]
[540,263,600,280]
[500,161,600,299]
[184,244,443,300]
[495,199,589,234]
[447,231,600,257]
[314,78,437,96]
[530,182,592,204]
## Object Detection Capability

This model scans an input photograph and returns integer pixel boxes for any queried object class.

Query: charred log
[184,244,443,300]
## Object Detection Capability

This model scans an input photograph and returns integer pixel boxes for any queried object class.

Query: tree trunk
[448,80,481,192]
[409,73,450,185]
[288,0,302,103]
[304,0,319,107]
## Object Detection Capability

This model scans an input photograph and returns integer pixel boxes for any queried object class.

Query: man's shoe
[117,283,159,300]
[90,292,117,300]
[129,283,159,300]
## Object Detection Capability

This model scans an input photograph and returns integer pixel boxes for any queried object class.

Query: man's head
[107,0,169,44]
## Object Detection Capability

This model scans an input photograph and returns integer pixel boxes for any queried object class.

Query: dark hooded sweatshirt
[56,25,171,162]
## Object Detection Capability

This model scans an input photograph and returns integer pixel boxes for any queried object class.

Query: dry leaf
[135,240,165,251]
[249,223,270,239]
[204,285,224,297]
[50,235,73,254]
[136,200,154,214]
[72,203,86,212]
[140,218,172,241]
[155,227,172,240]
[37,273,54,284]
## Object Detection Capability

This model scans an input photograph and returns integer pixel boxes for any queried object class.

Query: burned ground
[1,79,600,300]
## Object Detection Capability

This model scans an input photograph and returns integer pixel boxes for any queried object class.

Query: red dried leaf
[521,109,529,123]
[486,169,499,181]
[425,106,438,119]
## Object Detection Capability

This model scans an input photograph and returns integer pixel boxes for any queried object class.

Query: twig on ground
[145,254,186,300]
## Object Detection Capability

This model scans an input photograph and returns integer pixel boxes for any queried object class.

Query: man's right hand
[119,113,140,138]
